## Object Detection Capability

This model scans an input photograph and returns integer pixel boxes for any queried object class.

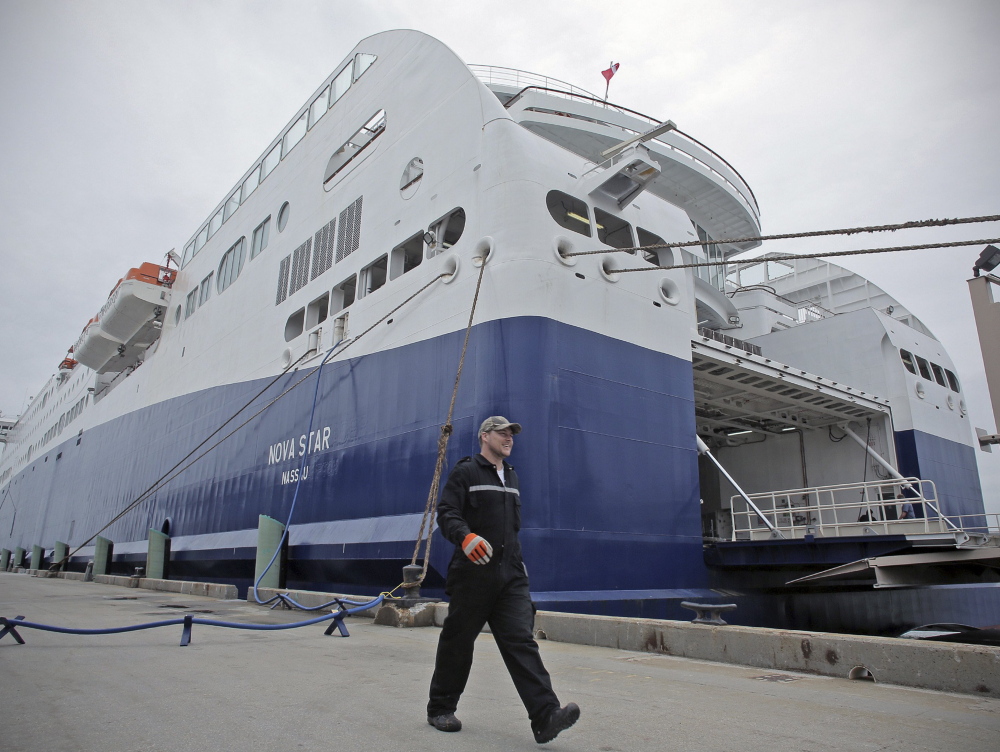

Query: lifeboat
[98,263,175,344]
[58,357,78,371]
[74,317,122,373]
[73,263,176,374]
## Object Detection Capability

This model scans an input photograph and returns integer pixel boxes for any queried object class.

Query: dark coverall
[427,453,560,729]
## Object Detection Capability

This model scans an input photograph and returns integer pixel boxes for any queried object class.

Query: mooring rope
[603,237,1000,275]
[406,254,490,593]
[562,213,1000,257]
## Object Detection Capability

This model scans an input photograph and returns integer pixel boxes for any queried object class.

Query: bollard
[402,564,423,599]
[84,560,94,582]
[254,515,287,590]
[53,541,68,572]
[30,545,43,572]
[146,529,170,580]
[679,601,738,626]
[93,536,113,576]
[0,549,9,571]
[13,547,25,571]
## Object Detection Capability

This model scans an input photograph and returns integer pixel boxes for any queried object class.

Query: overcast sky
[1,0,998,510]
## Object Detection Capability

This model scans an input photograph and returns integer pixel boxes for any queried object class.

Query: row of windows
[900,349,960,392]
[545,190,667,264]
[180,53,377,268]
[282,208,468,343]
[181,212,276,323]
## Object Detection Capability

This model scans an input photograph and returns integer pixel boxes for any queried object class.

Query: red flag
[601,63,620,83]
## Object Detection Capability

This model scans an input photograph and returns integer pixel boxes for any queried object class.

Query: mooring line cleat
[533,702,580,744]
[428,713,462,732]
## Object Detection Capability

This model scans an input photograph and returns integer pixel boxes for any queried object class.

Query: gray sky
[1,0,998,511]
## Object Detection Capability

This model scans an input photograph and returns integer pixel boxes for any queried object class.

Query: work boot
[427,713,462,732]
[532,703,580,744]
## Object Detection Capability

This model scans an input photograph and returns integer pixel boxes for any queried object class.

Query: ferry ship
[2,30,997,635]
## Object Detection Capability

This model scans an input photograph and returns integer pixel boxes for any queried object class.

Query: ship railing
[489,89,760,224]
[469,65,599,100]
[729,478,959,541]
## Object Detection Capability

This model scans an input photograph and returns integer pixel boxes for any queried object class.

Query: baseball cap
[479,416,522,435]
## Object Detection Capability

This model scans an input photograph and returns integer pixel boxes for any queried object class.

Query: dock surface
[2,572,998,751]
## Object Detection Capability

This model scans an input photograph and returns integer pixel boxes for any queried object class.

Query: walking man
[427,416,580,744]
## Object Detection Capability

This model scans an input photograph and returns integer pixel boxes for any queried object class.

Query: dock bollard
[254,515,287,590]
[93,536,113,576]
[146,529,170,580]
[30,545,43,572]
[402,564,423,599]
[0,549,9,571]
[53,541,68,572]
[679,601,738,626]
[84,560,94,582]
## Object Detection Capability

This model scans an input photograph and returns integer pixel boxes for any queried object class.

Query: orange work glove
[462,533,493,565]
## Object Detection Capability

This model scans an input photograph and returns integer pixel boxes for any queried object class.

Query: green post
[0,549,9,570]
[54,541,68,572]
[254,514,287,590]
[13,546,25,570]
[30,544,43,571]
[93,536,114,576]
[146,529,170,580]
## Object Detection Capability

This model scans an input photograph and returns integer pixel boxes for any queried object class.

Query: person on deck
[426,416,580,744]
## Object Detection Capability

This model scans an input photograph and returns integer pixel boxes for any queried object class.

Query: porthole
[400,157,424,199]
[277,202,290,232]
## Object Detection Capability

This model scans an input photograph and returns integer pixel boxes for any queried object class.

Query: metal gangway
[729,478,1000,542]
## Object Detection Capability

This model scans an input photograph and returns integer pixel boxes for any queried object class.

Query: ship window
[277,202,290,232]
[224,190,240,222]
[251,216,271,260]
[331,275,356,313]
[208,207,224,238]
[637,228,670,265]
[283,112,308,158]
[360,255,388,298]
[427,208,466,258]
[217,237,247,294]
[899,349,916,374]
[284,308,305,341]
[182,241,195,267]
[354,53,377,80]
[914,355,932,380]
[390,233,423,280]
[930,362,947,387]
[262,143,281,179]
[400,157,423,199]
[195,225,209,253]
[945,369,960,392]
[594,208,634,250]
[323,110,386,188]
[307,292,329,328]
[331,64,352,105]
[309,86,330,129]
[174,305,181,325]
[185,290,197,318]
[546,191,591,237]
[199,273,213,306]
[241,166,261,203]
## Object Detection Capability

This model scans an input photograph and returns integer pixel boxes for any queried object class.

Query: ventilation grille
[336,196,363,263]
[311,216,336,280]
[276,256,290,305]
[289,239,312,296]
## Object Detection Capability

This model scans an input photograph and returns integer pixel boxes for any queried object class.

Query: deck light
[973,245,1000,277]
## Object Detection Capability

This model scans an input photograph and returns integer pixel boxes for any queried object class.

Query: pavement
[2,571,999,752]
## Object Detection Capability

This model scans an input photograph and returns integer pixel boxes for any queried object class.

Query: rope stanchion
[0,595,385,648]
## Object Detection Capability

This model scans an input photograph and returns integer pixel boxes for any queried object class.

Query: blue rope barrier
[0,594,384,647]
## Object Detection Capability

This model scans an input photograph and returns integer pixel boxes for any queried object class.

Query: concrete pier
[1,572,998,751]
